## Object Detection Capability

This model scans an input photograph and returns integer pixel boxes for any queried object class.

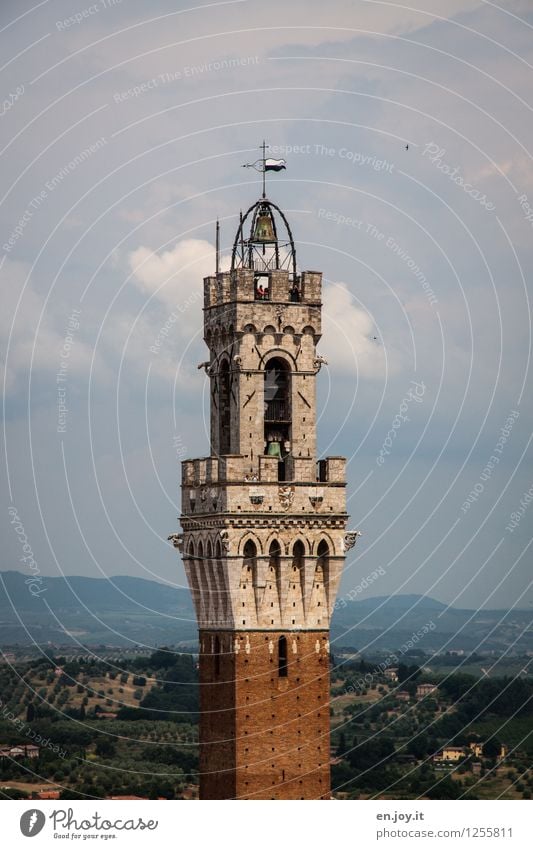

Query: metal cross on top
[242,140,287,198]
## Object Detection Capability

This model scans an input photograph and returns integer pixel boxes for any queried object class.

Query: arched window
[197,540,204,563]
[269,540,281,568]
[187,540,195,558]
[264,357,291,482]
[214,635,221,678]
[317,539,329,565]
[243,539,257,571]
[292,540,305,570]
[278,636,288,677]
[219,359,231,455]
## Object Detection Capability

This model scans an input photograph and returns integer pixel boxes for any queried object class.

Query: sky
[1,0,532,613]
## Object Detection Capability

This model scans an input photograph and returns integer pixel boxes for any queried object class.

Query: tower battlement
[203,268,322,309]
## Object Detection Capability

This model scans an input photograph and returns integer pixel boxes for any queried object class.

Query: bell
[253,210,275,242]
[266,441,282,458]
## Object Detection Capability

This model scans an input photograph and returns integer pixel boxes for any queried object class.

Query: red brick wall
[199,630,331,799]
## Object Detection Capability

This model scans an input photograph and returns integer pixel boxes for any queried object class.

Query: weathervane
[242,140,286,198]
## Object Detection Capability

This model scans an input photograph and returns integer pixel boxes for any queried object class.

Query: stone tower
[170,190,357,799]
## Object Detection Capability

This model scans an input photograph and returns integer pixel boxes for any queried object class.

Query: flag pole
[215,219,220,275]
[261,139,267,198]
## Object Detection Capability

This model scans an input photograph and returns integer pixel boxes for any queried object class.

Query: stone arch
[312,532,336,556]
[282,325,295,335]
[287,539,306,627]
[238,530,263,556]
[218,356,231,455]
[291,535,311,556]
[308,539,329,628]
[259,348,298,371]
[262,539,282,626]
[263,324,276,335]
[239,539,257,628]
[205,538,220,625]
[263,530,287,556]
[191,539,205,626]
[243,323,257,334]
[302,324,316,336]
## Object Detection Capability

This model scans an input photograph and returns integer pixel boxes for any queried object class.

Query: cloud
[128,237,217,308]
[322,282,390,379]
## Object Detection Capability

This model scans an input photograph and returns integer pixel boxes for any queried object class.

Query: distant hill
[0,570,196,647]
[1,570,531,652]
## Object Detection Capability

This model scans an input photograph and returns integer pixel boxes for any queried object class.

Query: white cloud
[128,237,217,308]
[322,282,390,379]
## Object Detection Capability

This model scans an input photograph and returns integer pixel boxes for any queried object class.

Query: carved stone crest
[279,485,295,511]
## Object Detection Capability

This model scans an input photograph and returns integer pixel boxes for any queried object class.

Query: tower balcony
[180,455,346,517]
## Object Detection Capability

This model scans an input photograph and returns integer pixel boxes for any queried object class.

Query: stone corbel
[313,354,328,373]
[167,533,184,553]
[342,530,362,552]
[219,530,230,552]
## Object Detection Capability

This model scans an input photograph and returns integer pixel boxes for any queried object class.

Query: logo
[20,809,46,837]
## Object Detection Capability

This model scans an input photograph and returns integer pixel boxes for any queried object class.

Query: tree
[95,738,116,759]
[337,732,349,756]
[482,738,501,760]
[26,703,35,722]
[407,733,430,760]
[426,777,461,800]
